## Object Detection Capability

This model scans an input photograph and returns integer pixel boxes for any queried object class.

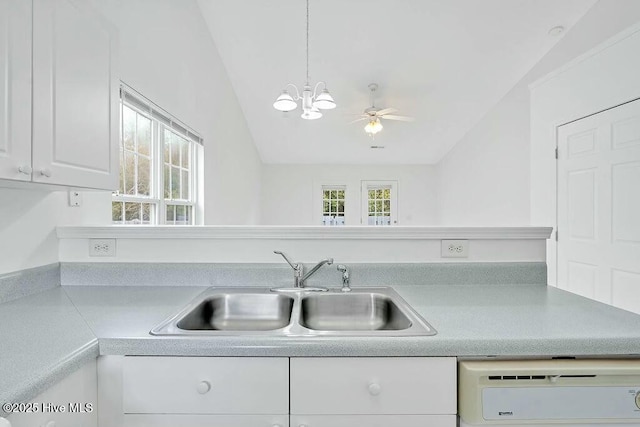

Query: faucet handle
[274,250,299,270]
[337,264,351,292]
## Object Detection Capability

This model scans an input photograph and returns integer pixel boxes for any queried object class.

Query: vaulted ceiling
[198,0,596,164]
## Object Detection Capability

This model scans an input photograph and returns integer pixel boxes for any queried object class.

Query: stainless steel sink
[151,287,436,337]
[177,293,294,331]
[300,293,412,331]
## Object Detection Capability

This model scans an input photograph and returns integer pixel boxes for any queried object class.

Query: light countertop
[63,284,640,357]
[3,283,640,416]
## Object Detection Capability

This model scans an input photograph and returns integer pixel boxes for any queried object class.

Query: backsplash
[60,262,546,287]
[0,263,60,304]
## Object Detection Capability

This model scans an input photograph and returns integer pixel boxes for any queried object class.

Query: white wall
[437,85,530,225]
[0,0,263,275]
[260,165,438,225]
[0,189,111,274]
[437,0,640,226]
[93,0,262,225]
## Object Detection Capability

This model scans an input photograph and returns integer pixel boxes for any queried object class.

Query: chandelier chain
[306,0,310,85]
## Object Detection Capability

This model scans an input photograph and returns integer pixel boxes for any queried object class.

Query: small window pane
[124,151,136,195]
[376,200,383,212]
[181,170,189,199]
[384,200,390,211]
[141,203,151,224]
[163,164,170,199]
[137,156,151,196]
[137,115,151,156]
[337,190,345,199]
[164,130,171,163]
[170,136,180,166]
[323,190,330,198]
[118,149,124,193]
[124,202,140,223]
[112,202,123,223]
[323,201,329,212]
[338,201,344,213]
[171,167,180,199]
[123,106,136,151]
[166,205,175,222]
[181,140,189,168]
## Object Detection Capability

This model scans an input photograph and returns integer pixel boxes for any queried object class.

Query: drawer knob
[196,380,211,394]
[18,165,33,175]
[368,382,381,396]
[40,169,52,178]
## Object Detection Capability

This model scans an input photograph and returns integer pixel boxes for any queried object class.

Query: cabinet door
[32,0,119,190]
[8,359,97,427]
[0,0,31,181]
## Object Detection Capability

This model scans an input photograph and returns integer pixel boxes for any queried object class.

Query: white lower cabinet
[291,357,457,427]
[99,355,457,427]
[290,414,455,427]
[122,414,289,427]
[7,359,97,427]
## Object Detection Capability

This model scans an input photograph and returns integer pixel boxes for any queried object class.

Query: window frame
[112,88,201,225]
[320,184,346,226]
[360,180,398,226]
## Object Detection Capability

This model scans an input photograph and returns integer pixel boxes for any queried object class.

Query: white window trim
[361,180,398,226]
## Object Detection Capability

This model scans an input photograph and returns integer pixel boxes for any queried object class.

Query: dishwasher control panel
[483,386,640,420]
[459,359,640,425]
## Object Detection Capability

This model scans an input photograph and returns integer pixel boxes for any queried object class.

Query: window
[321,186,346,226]
[361,181,398,225]
[112,86,202,225]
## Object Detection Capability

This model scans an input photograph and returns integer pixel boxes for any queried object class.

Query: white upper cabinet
[0,0,119,190]
[0,0,32,181]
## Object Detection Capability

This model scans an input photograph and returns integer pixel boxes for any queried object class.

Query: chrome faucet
[274,250,333,289]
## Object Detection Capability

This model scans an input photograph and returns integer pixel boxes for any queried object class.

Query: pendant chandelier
[272,0,336,120]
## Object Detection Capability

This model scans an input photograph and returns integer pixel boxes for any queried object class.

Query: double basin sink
[151,287,436,337]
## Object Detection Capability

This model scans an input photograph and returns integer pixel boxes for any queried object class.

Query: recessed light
[548,26,565,37]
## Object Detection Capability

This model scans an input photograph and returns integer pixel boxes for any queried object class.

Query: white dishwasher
[459,360,640,427]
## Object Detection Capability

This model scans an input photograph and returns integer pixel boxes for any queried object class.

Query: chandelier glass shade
[273,0,336,120]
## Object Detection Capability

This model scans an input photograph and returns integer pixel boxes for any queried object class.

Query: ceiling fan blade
[348,117,368,124]
[375,107,398,116]
[382,114,415,122]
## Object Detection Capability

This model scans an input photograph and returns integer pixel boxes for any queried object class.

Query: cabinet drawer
[290,357,456,414]
[290,415,455,427]
[123,357,288,414]
[124,414,289,427]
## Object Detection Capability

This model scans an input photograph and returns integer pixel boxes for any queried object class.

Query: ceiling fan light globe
[273,91,297,112]
[364,119,383,135]
[313,89,336,110]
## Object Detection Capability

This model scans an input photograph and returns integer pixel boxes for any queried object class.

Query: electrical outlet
[441,239,469,258]
[89,239,116,257]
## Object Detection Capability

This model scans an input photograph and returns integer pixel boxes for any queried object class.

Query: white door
[557,99,640,314]
[32,0,119,189]
[0,0,31,181]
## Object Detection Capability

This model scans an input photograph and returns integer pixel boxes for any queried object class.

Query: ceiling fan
[350,83,414,136]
